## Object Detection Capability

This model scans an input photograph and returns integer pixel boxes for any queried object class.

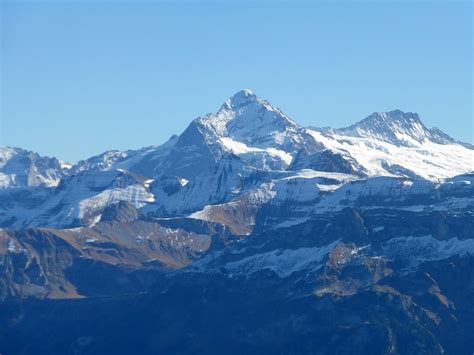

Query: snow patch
[220,137,293,166]
[224,241,339,277]
[383,235,474,267]
[8,239,17,253]
[307,129,474,181]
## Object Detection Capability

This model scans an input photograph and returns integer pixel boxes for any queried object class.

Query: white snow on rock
[220,137,293,167]
[25,169,155,228]
[307,128,473,181]
[382,235,474,268]
[7,239,17,253]
[0,146,68,188]
[224,240,340,277]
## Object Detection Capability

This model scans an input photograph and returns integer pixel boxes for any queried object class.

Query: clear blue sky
[1,1,472,163]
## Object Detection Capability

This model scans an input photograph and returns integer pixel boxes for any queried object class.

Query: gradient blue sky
[1,1,472,163]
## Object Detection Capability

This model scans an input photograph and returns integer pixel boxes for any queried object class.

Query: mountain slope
[306,110,474,180]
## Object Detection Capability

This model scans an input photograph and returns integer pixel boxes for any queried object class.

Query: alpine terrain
[1,90,473,354]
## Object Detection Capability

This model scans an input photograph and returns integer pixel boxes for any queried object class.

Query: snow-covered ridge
[223,240,339,277]
[382,235,474,268]
[190,240,340,277]
[15,169,155,229]
[306,128,474,181]
[189,235,474,279]
[335,110,448,145]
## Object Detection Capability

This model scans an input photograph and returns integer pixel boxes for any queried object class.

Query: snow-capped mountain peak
[335,109,457,147]
[184,90,314,172]
[307,110,474,180]
[201,89,299,142]
[337,110,431,146]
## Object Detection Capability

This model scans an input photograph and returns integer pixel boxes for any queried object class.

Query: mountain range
[1,90,473,354]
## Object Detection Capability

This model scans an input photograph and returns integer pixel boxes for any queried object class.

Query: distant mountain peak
[336,110,454,146]
[376,109,419,119]
[357,110,425,134]
[0,146,68,188]
[218,89,271,115]
[370,110,424,128]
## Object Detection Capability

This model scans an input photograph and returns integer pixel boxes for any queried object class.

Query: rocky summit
[1,90,473,354]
